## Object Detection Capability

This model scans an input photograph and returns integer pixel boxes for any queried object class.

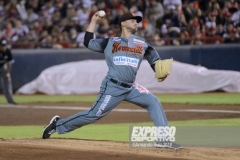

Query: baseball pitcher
[42,11,181,149]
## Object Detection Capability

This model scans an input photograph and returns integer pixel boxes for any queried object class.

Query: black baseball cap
[0,39,7,46]
[119,12,142,24]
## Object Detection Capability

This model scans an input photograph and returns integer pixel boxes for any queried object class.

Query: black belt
[110,78,131,88]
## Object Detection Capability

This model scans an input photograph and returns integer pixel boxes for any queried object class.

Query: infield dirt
[0,102,240,160]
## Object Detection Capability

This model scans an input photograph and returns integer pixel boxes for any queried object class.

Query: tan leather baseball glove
[155,58,173,82]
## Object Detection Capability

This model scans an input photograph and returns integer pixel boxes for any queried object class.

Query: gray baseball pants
[56,77,168,134]
[0,67,15,104]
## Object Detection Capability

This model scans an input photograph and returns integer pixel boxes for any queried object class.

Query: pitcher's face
[122,19,138,34]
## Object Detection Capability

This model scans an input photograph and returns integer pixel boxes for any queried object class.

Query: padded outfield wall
[5,44,240,92]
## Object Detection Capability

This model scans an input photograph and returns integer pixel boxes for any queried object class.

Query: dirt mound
[1,139,239,160]
[1,102,240,160]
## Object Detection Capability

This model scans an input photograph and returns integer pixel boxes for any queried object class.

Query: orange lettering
[112,42,142,55]
[112,42,121,53]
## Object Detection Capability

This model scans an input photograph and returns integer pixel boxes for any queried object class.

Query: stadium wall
[5,44,240,92]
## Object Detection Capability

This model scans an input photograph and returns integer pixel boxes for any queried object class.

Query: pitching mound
[1,138,240,160]
[1,102,240,159]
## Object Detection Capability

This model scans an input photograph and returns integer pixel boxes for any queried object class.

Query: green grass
[0,93,240,104]
[8,95,97,103]
[1,119,239,141]
[157,93,240,104]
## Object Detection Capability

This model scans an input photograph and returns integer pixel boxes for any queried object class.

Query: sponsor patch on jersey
[112,37,121,42]
[112,42,142,55]
[133,38,145,45]
[113,56,139,68]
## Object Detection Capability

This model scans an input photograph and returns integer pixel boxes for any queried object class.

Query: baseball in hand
[98,10,106,17]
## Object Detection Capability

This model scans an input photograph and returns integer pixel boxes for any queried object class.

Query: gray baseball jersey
[55,32,168,134]
[87,35,159,83]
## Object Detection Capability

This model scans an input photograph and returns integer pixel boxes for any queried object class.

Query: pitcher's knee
[88,111,106,123]
[149,95,161,106]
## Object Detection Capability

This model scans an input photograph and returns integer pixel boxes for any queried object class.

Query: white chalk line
[1,104,240,114]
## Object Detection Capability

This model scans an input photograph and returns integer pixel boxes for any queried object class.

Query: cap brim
[121,16,142,23]
[133,16,142,23]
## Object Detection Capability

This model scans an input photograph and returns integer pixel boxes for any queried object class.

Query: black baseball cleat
[42,115,60,139]
[168,142,182,149]
[156,142,182,149]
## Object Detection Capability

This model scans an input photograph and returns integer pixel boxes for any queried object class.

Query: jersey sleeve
[84,31,109,53]
[144,43,160,71]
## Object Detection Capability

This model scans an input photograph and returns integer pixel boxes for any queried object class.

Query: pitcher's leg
[56,94,126,134]
[125,84,168,126]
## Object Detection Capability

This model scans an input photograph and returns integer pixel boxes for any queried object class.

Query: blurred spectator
[0,0,239,49]
[55,0,67,18]
[26,28,38,42]
[178,12,188,28]
[2,22,16,42]
[216,24,224,36]
[41,35,53,48]
[69,28,79,48]
[26,7,38,23]
[161,6,181,38]
[51,25,60,38]
[223,11,233,29]
[205,27,222,44]
[59,18,71,33]
[216,8,226,25]
[130,5,143,28]
[97,18,111,38]
[129,0,147,15]
[191,30,204,45]
[45,1,55,17]
[0,31,3,40]
[6,0,19,18]
[66,3,75,22]
[38,30,48,42]
[179,30,190,45]
[77,3,90,27]
[0,1,5,18]
[88,4,98,22]
[32,20,43,35]
[25,0,40,13]
[14,20,29,37]
[231,6,240,26]
[76,24,88,48]
[144,16,156,38]
[150,31,165,46]
[37,6,49,24]
[57,33,71,48]
[110,9,124,26]
[163,0,182,12]
[205,12,217,30]
[189,17,201,35]
[146,0,164,25]
[223,23,234,38]
[223,27,240,43]
[52,10,62,25]
[42,18,53,34]
[71,16,83,33]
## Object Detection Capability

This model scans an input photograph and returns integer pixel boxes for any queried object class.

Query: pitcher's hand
[90,11,104,24]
